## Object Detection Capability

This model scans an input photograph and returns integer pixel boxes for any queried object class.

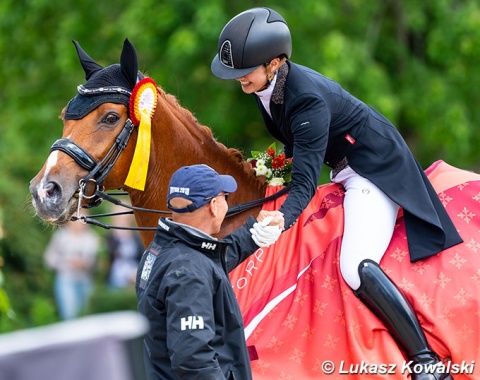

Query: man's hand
[257,210,285,231]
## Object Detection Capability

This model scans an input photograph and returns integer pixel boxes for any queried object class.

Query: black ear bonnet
[64,39,143,120]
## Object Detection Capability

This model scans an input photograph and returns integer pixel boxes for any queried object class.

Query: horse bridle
[50,118,135,211]
[50,116,291,231]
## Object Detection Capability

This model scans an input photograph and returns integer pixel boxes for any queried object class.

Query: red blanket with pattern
[230,161,480,380]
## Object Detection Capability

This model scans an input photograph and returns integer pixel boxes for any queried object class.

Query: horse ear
[120,38,138,90]
[72,40,103,80]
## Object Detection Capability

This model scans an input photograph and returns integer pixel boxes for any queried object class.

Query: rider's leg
[333,167,452,380]
[355,260,452,380]
[332,166,398,289]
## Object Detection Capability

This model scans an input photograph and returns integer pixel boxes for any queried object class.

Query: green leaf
[250,151,263,158]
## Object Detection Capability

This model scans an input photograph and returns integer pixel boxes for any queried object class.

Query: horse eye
[103,113,120,125]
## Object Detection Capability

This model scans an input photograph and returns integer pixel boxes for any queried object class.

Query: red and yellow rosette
[125,78,157,191]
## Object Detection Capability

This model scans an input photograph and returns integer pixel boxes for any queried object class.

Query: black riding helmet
[211,7,292,80]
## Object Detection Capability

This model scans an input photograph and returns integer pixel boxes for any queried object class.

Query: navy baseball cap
[167,165,237,213]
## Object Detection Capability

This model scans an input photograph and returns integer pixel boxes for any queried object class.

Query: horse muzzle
[29,175,79,224]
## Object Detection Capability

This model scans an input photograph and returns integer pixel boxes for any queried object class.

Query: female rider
[211,7,462,380]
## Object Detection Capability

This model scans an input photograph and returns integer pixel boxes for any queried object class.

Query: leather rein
[51,118,290,231]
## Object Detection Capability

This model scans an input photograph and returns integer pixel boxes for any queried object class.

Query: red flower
[272,154,286,169]
[267,147,275,158]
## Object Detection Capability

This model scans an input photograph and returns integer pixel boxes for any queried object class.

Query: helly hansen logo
[181,316,205,330]
[201,242,216,250]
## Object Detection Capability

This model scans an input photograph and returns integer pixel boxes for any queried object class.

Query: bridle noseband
[50,118,135,210]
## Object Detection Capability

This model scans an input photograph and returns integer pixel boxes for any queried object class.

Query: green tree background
[1,0,479,330]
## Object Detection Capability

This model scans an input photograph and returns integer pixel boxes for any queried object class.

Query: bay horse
[30,39,480,379]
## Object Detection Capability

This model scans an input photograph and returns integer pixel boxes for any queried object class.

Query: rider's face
[235,65,269,94]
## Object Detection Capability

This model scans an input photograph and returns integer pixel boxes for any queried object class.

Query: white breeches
[331,166,400,290]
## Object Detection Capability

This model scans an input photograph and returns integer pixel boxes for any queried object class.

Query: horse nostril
[37,181,62,203]
[45,182,57,197]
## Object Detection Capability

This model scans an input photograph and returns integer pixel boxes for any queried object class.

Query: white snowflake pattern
[457,207,475,224]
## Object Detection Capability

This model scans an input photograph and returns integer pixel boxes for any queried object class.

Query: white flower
[255,164,268,176]
[268,177,285,186]
[248,143,292,185]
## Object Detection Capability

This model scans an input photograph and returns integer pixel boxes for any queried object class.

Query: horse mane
[154,86,267,193]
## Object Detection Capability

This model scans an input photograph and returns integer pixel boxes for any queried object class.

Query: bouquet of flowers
[247,142,292,186]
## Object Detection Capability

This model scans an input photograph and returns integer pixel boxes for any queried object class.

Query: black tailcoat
[256,61,462,262]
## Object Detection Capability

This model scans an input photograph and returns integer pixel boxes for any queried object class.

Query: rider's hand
[250,216,282,247]
[257,210,285,231]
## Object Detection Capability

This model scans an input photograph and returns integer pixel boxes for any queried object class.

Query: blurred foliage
[0,0,479,331]
[88,286,138,314]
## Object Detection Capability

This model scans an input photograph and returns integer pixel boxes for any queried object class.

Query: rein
[73,186,291,231]
[225,185,290,217]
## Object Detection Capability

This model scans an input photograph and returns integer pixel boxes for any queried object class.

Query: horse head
[30,38,266,242]
[29,39,140,224]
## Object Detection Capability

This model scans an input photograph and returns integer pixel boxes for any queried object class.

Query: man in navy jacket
[136,164,282,379]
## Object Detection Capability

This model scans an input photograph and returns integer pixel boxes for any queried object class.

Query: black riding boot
[354,259,453,380]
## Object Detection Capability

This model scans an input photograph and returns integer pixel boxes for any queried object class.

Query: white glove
[250,216,282,248]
